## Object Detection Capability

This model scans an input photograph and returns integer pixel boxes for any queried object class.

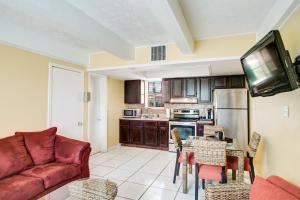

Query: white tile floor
[90,146,205,200]
[46,145,250,200]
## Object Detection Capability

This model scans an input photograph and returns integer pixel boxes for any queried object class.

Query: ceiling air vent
[151,45,166,62]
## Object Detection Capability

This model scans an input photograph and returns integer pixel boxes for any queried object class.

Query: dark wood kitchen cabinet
[124,80,145,104]
[213,77,227,89]
[162,79,171,103]
[171,79,184,98]
[199,77,211,103]
[144,126,158,146]
[158,126,169,147]
[119,120,130,143]
[130,121,144,144]
[185,78,197,97]
[228,75,245,88]
[119,119,169,150]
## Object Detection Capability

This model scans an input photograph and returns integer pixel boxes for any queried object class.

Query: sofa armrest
[205,184,251,200]
[55,135,91,165]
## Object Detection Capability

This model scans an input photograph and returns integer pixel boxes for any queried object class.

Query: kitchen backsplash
[125,103,213,117]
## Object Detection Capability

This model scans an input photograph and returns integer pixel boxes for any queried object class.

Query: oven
[169,121,197,152]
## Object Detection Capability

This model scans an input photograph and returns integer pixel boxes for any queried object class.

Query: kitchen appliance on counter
[214,89,248,149]
[169,108,199,151]
[122,109,141,118]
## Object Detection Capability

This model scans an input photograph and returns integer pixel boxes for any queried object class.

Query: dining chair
[171,128,195,184]
[227,132,261,184]
[194,140,227,200]
[204,125,225,140]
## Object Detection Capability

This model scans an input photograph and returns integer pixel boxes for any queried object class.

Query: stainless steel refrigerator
[214,89,248,149]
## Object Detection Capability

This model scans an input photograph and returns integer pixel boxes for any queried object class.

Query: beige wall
[250,7,300,186]
[107,78,125,148]
[0,43,87,139]
[89,34,256,68]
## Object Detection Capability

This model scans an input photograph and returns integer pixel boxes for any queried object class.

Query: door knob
[77,122,83,126]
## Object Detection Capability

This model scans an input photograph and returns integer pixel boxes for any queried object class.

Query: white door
[49,65,84,140]
[88,74,107,154]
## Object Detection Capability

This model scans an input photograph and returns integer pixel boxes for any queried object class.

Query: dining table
[181,137,244,193]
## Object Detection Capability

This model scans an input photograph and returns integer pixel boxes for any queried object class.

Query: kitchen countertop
[197,120,214,124]
[120,117,214,123]
[120,117,169,121]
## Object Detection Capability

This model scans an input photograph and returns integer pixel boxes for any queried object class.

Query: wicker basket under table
[205,183,251,200]
[68,178,118,200]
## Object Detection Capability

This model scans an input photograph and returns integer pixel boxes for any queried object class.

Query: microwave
[122,109,141,118]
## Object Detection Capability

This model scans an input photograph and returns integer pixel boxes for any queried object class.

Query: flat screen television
[240,30,299,97]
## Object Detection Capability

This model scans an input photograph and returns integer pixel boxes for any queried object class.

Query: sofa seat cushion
[21,162,80,189]
[267,176,300,199]
[16,127,57,165]
[0,135,33,179]
[0,175,44,200]
[250,176,298,200]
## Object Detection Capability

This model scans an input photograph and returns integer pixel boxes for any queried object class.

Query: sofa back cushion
[0,135,33,179]
[267,176,300,199]
[15,127,57,165]
[250,176,298,200]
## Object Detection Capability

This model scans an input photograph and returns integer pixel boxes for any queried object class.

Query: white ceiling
[0,0,282,65]
[179,0,277,39]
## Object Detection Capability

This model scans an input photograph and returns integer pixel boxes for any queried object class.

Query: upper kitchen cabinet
[228,75,245,88]
[185,78,197,97]
[199,77,211,103]
[162,79,171,103]
[212,77,227,89]
[124,80,145,104]
[212,75,245,89]
[171,78,184,98]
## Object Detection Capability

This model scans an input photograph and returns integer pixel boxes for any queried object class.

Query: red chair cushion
[250,176,298,200]
[227,156,251,171]
[16,127,57,165]
[178,152,195,165]
[267,176,300,199]
[0,135,33,179]
[21,162,80,189]
[198,164,223,182]
[0,175,44,200]
[55,135,90,165]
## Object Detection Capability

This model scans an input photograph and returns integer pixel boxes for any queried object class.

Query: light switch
[283,105,289,118]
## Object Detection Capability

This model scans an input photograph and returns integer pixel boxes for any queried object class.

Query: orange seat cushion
[178,152,195,165]
[198,164,224,182]
[227,156,251,171]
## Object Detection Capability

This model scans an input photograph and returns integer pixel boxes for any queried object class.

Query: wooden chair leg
[195,163,199,200]
[221,166,227,184]
[173,150,179,183]
[202,179,205,190]
[232,170,236,180]
[249,157,255,184]
[177,162,181,175]
[189,164,192,174]
[249,171,253,184]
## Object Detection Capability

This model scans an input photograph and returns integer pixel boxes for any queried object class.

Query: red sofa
[0,127,91,200]
[250,176,300,200]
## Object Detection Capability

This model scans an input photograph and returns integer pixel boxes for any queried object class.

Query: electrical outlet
[283,105,289,118]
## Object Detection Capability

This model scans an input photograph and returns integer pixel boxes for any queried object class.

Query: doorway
[48,64,84,140]
[88,73,108,154]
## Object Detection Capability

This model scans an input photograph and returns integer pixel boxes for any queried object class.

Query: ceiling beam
[256,0,300,40]
[146,0,194,54]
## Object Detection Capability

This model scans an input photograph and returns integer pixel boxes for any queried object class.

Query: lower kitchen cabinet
[158,126,169,147]
[119,119,169,150]
[144,126,158,146]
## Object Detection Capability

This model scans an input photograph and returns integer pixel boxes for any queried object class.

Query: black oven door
[169,122,196,140]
